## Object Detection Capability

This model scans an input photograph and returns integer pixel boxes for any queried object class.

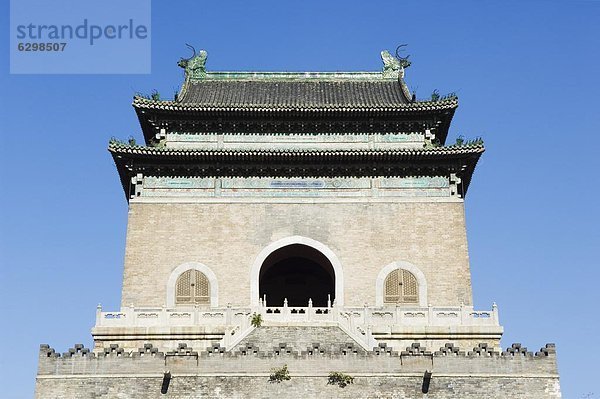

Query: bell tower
[36,48,561,399]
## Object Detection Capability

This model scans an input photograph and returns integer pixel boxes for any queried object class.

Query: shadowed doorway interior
[259,244,335,307]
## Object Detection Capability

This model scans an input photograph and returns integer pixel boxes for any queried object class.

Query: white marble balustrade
[95,302,499,329]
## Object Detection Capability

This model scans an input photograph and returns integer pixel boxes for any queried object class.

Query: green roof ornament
[381,45,411,79]
[178,44,208,80]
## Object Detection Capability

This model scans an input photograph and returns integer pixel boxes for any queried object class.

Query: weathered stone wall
[36,375,561,399]
[121,200,472,308]
[35,343,561,399]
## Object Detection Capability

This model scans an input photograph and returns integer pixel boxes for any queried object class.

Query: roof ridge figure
[381,44,411,79]
[178,44,208,80]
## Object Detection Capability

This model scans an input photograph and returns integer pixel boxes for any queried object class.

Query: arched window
[175,269,210,305]
[384,269,418,304]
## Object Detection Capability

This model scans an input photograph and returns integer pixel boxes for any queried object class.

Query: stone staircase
[229,326,367,355]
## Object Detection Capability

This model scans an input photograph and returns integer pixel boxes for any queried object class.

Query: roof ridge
[199,71,389,80]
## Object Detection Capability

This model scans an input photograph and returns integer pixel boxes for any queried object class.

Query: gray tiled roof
[133,72,458,113]
[179,80,410,110]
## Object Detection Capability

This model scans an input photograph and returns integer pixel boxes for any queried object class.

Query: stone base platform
[36,342,560,399]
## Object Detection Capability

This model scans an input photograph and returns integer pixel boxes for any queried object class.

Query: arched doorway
[250,236,344,306]
[259,244,335,307]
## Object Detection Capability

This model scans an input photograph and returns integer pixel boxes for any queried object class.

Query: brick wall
[121,201,472,308]
[36,375,562,399]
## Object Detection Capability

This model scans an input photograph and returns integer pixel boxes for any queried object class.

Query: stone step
[229,326,366,355]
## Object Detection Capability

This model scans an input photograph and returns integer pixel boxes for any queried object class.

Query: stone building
[35,49,561,398]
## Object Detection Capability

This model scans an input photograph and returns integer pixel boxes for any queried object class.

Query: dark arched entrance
[259,244,335,307]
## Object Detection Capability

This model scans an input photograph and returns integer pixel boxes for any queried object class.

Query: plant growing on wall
[251,313,263,328]
[328,371,354,388]
[269,365,291,383]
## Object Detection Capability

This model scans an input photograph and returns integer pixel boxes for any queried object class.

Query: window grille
[384,269,418,304]
[175,269,210,305]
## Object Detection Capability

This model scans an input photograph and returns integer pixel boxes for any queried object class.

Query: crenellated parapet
[38,341,558,363]
[37,341,560,398]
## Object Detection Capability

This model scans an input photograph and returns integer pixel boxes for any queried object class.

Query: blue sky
[1,1,599,398]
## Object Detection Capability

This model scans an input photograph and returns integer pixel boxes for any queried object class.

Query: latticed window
[384,269,418,304]
[175,269,210,305]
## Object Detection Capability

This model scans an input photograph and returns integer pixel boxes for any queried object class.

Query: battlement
[36,340,561,399]
[38,341,558,375]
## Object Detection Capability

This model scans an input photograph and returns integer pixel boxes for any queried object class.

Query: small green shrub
[328,371,354,388]
[269,365,290,383]
[251,313,262,328]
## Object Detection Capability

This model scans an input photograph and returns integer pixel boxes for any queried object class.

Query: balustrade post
[223,327,231,348]
[367,325,373,349]
[427,304,433,326]
[96,304,102,326]
[129,304,136,326]
[364,303,370,326]
[160,305,167,325]
[226,303,232,326]
[332,305,338,322]
[283,298,289,322]
[192,305,198,325]
[492,302,499,325]
[327,294,331,309]
[307,298,313,322]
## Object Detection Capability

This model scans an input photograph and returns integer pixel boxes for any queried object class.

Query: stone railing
[95,302,499,329]
[347,303,500,328]
[255,301,499,328]
[95,304,248,328]
[95,302,499,351]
